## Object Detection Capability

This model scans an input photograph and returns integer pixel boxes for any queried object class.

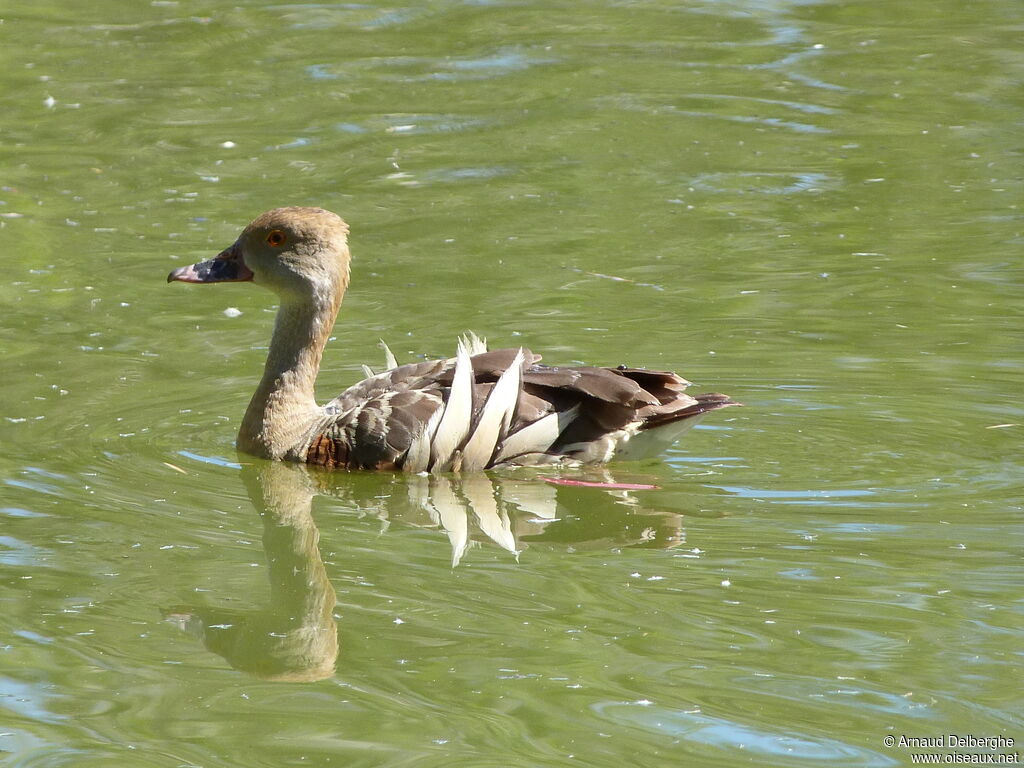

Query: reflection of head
[166,461,338,681]
[167,608,337,682]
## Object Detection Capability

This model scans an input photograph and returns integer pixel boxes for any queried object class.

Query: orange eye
[266,230,286,247]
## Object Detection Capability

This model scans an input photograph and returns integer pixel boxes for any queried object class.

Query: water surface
[1,0,1021,766]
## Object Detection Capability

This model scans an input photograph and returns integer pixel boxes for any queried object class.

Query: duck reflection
[310,468,690,567]
[168,462,691,678]
[165,461,338,681]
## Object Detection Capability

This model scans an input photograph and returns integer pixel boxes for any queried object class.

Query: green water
[1,1,1021,766]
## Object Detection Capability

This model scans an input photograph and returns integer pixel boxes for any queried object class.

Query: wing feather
[380,339,398,371]
[403,400,444,473]
[493,405,579,464]
[461,348,524,471]
[309,336,735,472]
[429,341,474,471]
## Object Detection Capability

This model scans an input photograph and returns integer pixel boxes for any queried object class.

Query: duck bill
[167,243,254,284]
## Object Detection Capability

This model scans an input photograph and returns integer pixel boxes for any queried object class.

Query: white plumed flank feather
[379,340,398,371]
[460,348,524,471]
[494,405,579,464]
[403,403,444,474]
[460,331,488,356]
[429,340,475,471]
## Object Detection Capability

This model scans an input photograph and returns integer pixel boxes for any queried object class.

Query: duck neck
[238,285,342,459]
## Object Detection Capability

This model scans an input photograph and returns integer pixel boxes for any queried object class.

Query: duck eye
[266,230,287,247]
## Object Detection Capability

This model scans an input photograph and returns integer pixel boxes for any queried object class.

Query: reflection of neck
[238,282,342,459]
[225,461,338,681]
[260,469,334,633]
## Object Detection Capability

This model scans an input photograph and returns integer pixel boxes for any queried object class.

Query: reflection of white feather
[503,480,559,521]
[462,476,516,554]
[424,477,469,567]
[406,474,431,510]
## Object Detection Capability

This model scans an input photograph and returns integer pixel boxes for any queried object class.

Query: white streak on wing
[360,364,375,379]
[461,331,488,356]
[461,348,524,472]
[430,340,474,472]
[494,404,579,464]
[403,400,444,473]
[379,339,398,370]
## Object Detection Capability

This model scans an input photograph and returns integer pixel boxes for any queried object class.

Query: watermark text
[883,734,1018,764]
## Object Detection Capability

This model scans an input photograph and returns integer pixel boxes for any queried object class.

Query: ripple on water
[591,700,897,766]
[0,505,48,518]
[175,450,242,470]
[307,48,555,83]
[380,166,515,188]
[686,171,836,195]
[268,3,433,31]
[0,535,51,567]
[599,93,836,135]
[708,484,904,511]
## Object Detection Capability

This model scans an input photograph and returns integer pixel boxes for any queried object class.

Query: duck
[168,207,738,471]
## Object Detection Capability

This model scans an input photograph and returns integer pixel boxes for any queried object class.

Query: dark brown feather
[615,367,690,404]
[306,433,349,468]
[638,392,737,430]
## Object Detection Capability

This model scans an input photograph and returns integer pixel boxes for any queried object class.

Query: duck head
[168,207,351,300]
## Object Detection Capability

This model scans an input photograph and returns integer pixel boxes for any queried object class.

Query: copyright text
[883,734,1018,764]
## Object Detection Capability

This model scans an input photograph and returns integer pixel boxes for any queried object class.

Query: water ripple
[307,48,555,83]
[592,700,897,766]
[686,171,835,195]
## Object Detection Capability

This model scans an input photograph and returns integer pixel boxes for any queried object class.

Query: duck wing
[304,342,737,471]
